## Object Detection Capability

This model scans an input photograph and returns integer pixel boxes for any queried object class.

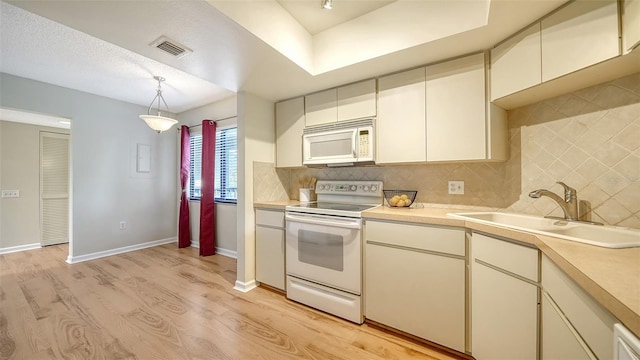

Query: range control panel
[315,180,383,196]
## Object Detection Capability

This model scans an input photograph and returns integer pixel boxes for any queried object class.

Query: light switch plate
[1,190,19,198]
[448,181,464,195]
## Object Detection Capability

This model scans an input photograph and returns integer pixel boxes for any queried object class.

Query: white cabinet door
[305,89,337,127]
[491,23,542,100]
[426,53,487,162]
[377,67,426,164]
[366,243,466,353]
[623,0,640,53]
[541,293,593,360]
[541,0,620,82]
[256,226,285,290]
[365,221,466,353]
[276,97,305,168]
[337,79,376,121]
[471,261,538,360]
[542,255,615,360]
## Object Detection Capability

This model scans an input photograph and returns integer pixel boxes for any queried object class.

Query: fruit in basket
[388,193,412,207]
[389,195,400,206]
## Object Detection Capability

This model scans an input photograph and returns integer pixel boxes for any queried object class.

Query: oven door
[285,212,362,294]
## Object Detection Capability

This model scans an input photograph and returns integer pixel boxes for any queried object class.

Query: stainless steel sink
[448,212,640,249]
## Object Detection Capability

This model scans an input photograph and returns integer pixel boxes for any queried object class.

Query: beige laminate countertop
[253,200,300,210]
[254,202,640,337]
[364,206,640,338]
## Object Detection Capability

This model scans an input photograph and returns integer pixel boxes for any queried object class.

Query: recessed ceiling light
[322,0,332,10]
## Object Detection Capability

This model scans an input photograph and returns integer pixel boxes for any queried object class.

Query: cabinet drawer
[472,233,538,281]
[542,255,615,360]
[255,209,284,228]
[365,221,464,256]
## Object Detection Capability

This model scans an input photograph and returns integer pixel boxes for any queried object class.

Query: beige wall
[237,91,275,290]
[0,121,69,248]
[1,73,178,259]
[188,202,237,255]
[269,73,639,228]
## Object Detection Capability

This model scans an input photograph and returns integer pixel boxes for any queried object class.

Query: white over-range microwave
[302,118,375,167]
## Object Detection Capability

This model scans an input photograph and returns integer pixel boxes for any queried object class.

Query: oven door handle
[285,213,361,229]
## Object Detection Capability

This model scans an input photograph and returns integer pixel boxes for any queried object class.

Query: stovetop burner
[285,180,383,218]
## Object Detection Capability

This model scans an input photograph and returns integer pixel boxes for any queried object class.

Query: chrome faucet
[529,181,579,221]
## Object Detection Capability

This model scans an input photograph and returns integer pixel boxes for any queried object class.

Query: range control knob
[371,185,378,192]
[363,185,370,191]
[350,185,357,191]
[318,184,325,191]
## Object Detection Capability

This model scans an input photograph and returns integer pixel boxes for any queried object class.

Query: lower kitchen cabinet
[471,233,539,360]
[255,209,285,291]
[364,220,466,353]
[541,254,616,360]
[541,292,592,359]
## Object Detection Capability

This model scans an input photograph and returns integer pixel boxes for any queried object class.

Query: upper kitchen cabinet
[337,79,376,121]
[491,0,639,110]
[490,23,542,101]
[305,89,337,127]
[623,0,640,53]
[377,68,426,164]
[541,0,620,82]
[426,53,507,162]
[276,97,305,168]
[305,79,376,127]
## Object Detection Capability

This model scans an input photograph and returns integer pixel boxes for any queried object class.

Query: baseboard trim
[216,248,237,259]
[188,241,237,259]
[0,243,41,255]
[66,237,177,264]
[233,279,257,293]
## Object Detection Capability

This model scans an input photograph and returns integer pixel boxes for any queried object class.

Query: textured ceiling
[1,0,568,121]
[0,2,234,114]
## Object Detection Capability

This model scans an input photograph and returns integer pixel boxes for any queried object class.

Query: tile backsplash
[255,73,639,228]
[505,73,639,228]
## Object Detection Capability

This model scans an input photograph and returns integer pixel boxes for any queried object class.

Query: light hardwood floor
[0,244,462,360]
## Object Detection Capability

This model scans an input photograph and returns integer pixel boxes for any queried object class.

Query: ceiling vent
[149,36,192,59]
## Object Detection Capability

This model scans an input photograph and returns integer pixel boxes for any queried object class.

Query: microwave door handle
[352,131,357,158]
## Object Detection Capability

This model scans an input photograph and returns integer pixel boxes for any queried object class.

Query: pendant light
[139,76,178,133]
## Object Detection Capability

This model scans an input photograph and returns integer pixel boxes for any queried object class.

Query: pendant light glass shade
[140,115,178,132]
[139,76,178,133]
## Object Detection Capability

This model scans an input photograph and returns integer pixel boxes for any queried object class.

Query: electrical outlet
[448,181,464,195]
[119,221,127,230]
[1,190,19,198]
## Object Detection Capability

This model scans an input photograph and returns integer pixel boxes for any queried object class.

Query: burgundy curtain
[199,120,217,256]
[178,125,191,248]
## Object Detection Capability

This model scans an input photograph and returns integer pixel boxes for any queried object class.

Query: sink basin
[448,212,640,249]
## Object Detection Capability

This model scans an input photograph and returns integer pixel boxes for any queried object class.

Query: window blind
[214,127,237,201]
[189,134,202,199]
[189,127,237,202]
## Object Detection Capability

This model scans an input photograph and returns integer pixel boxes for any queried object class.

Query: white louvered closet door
[40,132,70,246]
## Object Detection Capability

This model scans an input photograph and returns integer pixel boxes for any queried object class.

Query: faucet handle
[556,181,576,201]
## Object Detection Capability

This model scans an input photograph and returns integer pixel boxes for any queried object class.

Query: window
[189,127,237,203]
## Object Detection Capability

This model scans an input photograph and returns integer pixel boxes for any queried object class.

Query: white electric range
[284,180,383,323]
